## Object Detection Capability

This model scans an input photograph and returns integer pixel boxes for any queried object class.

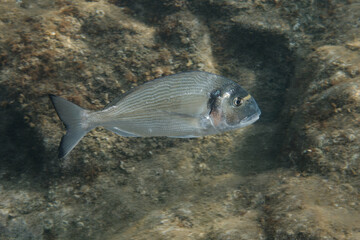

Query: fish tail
[49,94,93,158]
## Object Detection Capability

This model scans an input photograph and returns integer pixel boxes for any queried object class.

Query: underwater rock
[264,175,360,239]
[285,43,360,176]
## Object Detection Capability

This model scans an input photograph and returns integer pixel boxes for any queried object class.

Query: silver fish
[50,71,261,158]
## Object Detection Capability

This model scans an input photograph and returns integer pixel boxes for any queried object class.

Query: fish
[49,71,261,158]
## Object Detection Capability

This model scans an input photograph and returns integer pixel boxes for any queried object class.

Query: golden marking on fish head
[242,94,251,102]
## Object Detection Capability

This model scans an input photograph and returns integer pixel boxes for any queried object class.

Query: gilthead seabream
[50,71,261,158]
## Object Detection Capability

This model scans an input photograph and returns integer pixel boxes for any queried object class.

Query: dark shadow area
[216,26,294,122]
[210,25,295,174]
[0,87,47,180]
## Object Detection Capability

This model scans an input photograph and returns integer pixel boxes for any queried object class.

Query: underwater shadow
[0,87,48,182]
[210,25,295,176]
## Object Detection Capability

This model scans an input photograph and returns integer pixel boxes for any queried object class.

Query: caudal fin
[49,94,92,158]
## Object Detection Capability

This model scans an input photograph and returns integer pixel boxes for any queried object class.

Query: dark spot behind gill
[208,89,221,115]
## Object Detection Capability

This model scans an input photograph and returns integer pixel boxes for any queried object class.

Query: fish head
[208,83,261,132]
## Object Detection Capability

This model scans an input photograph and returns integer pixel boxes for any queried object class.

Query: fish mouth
[239,111,261,127]
[241,113,260,124]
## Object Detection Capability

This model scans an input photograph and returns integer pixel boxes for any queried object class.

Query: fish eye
[233,97,244,107]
